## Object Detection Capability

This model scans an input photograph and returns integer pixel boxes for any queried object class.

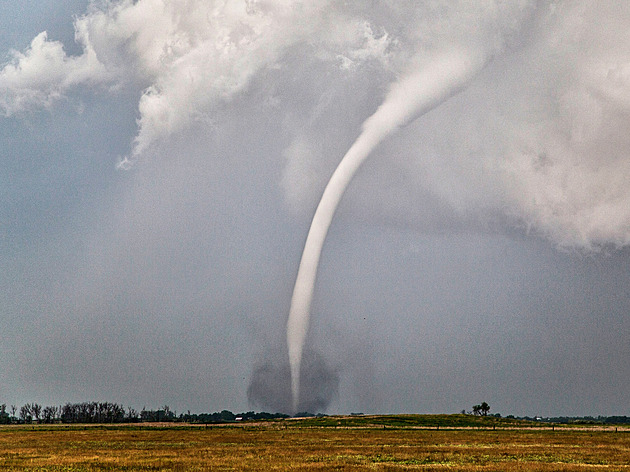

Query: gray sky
[1,0,630,417]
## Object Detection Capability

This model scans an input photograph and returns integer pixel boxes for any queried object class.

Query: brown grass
[1,421,629,471]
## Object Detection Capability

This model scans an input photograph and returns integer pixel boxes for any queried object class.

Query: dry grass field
[1,416,629,471]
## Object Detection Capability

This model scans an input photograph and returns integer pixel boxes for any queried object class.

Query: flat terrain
[1,415,630,470]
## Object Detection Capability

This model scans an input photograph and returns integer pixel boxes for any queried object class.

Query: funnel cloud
[287,48,489,412]
[287,3,538,412]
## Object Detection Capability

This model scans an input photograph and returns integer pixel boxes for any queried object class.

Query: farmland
[1,415,629,470]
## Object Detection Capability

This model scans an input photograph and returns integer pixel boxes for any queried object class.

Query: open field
[1,415,630,471]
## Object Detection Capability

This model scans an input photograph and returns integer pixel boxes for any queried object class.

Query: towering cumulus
[287,49,488,412]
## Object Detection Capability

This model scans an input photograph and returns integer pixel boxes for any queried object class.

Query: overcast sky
[1,0,630,417]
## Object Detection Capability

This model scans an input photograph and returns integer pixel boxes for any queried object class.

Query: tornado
[287,49,489,413]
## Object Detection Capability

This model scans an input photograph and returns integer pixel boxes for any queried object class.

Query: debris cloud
[248,348,339,414]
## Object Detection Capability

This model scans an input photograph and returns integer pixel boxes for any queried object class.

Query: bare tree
[127,407,139,422]
[42,406,59,424]
[20,404,33,423]
[31,403,42,423]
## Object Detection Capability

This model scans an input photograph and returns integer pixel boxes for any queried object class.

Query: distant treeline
[506,414,630,425]
[545,416,630,425]
[0,402,288,425]
[3,403,629,425]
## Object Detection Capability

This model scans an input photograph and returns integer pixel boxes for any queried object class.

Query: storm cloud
[2,1,630,417]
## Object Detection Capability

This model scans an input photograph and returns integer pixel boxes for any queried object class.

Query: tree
[42,406,59,424]
[473,402,490,416]
[219,410,235,421]
[127,407,139,422]
[20,404,33,423]
[0,404,9,424]
[31,403,42,423]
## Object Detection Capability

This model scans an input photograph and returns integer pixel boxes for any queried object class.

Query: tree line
[4,402,629,426]
[515,415,630,425]
[462,403,630,425]
[0,402,288,425]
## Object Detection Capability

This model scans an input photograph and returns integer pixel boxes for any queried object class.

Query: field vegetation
[1,415,629,471]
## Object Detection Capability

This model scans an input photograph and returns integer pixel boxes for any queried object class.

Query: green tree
[0,404,9,424]
[472,402,490,416]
